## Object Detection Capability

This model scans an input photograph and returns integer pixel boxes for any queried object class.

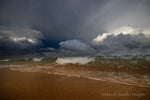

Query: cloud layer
[92,26,150,44]
[92,26,150,55]
[0,26,43,58]
[44,39,97,57]
[0,0,150,58]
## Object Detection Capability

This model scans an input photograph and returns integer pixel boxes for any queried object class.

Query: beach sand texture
[0,68,150,100]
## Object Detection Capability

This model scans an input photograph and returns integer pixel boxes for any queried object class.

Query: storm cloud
[0,0,150,58]
[0,26,43,58]
[59,39,97,56]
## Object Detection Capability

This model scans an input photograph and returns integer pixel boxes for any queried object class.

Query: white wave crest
[56,57,95,65]
[33,58,43,62]
[0,59,10,61]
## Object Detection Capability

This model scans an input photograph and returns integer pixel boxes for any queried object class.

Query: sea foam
[33,58,43,62]
[56,57,95,65]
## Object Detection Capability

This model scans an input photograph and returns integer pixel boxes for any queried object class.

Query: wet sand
[0,68,150,100]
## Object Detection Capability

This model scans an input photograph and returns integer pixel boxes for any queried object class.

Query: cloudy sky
[0,0,150,59]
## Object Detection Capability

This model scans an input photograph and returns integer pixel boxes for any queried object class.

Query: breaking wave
[56,57,95,65]
[33,58,43,62]
[0,59,10,61]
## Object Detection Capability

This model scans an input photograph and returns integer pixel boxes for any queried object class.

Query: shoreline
[10,64,150,88]
[0,68,150,100]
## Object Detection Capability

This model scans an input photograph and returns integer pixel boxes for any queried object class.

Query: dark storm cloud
[92,33,150,55]
[42,39,97,57]
[1,0,150,41]
[59,39,97,56]
[0,0,150,58]
[0,0,108,40]
[0,26,43,59]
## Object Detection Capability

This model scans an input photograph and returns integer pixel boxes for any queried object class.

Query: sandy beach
[0,68,150,100]
[1,0,150,99]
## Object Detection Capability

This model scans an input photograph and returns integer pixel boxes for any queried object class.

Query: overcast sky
[0,0,150,59]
